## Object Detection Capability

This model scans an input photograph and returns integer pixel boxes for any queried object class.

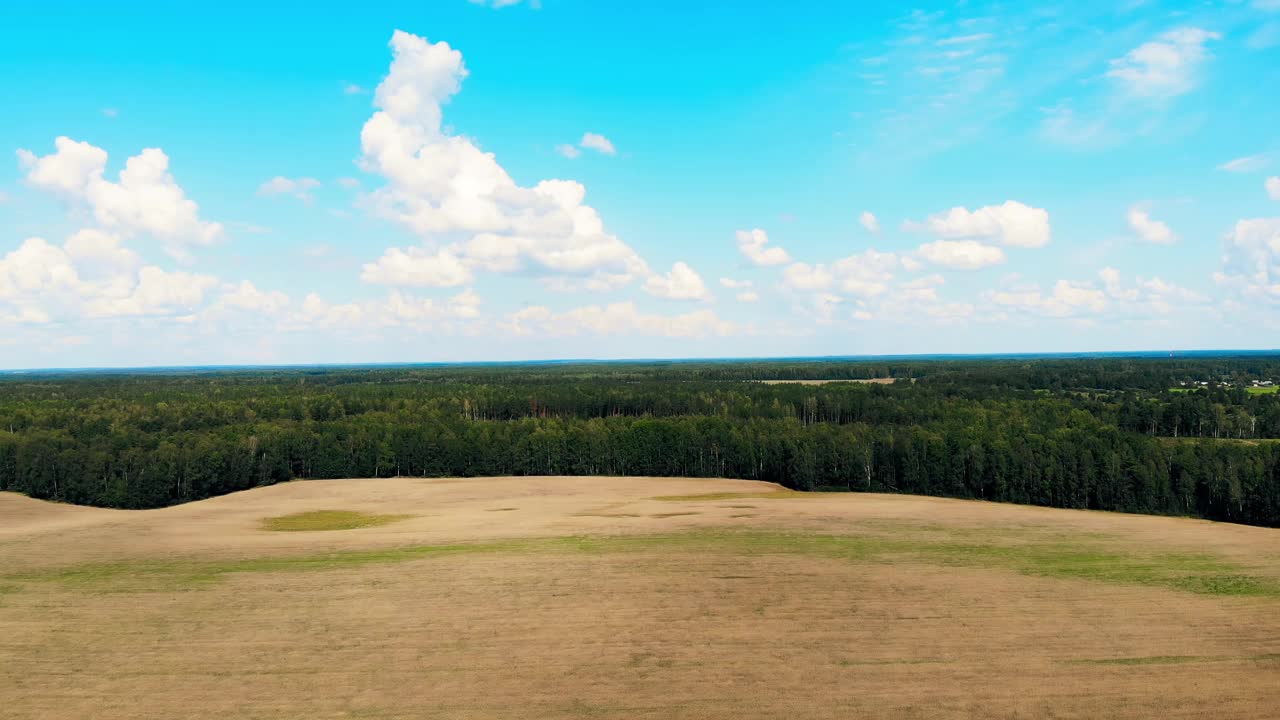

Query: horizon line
[4,348,1280,375]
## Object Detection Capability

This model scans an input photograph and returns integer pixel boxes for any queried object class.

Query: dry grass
[2,475,1279,719]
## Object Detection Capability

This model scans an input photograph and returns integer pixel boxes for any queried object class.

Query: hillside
[3,476,1278,719]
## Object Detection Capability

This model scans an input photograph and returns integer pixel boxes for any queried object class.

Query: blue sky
[2,0,1279,368]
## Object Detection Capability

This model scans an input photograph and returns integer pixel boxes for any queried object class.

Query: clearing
[2,475,1278,719]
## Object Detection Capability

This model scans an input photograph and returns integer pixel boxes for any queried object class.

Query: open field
[3,476,1279,719]
[758,377,902,385]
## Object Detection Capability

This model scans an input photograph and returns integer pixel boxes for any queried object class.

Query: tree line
[2,357,1278,527]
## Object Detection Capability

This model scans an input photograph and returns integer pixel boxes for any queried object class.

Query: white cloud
[1218,154,1267,173]
[468,0,532,7]
[1267,177,1280,201]
[1215,218,1280,302]
[579,133,616,155]
[358,31,647,289]
[1107,27,1221,98]
[832,249,899,296]
[719,277,751,289]
[1098,267,1208,314]
[343,83,368,95]
[643,261,711,301]
[360,246,474,288]
[18,137,224,260]
[558,133,617,158]
[736,291,759,303]
[987,280,1106,317]
[336,177,361,189]
[0,232,218,323]
[915,239,1006,270]
[219,280,291,314]
[905,200,1050,248]
[735,229,791,266]
[809,293,843,323]
[859,211,880,234]
[501,301,733,338]
[258,176,321,203]
[937,33,992,46]
[782,262,833,291]
[1127,207,1177,244]
[83,266,217,318]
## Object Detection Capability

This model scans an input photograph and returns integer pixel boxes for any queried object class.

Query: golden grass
[261,510,412,532]
[651,490,801,502]
[2,476,1279,719]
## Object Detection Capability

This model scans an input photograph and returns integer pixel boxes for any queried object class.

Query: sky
[1,0,1279,368]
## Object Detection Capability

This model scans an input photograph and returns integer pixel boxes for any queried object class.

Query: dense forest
[2,355,1280,527]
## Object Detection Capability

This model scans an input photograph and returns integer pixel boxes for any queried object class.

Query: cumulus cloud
[987,280,1106,317]
[1098,267,1208,314]
[735,229,791,266]
[643,261,711,301]
[357,31,647,289]
[915,239,1006,270]
[501,301,733,338]
[258,176,321,203]
[17,137,224,260]
[556,144,582,159]
[831,250,898,296]
[782,262,833,291]
[1127,207,1177,244]
[360,246,474,288]
[0,232,216,323]
[1107,27,1221,98]
[1214,218,1280,302]
[859,211,880,234]
[904,200,1050,248]
[719,277,751,289]
[1268,177,1280,201]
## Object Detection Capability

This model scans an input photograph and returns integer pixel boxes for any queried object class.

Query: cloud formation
[358,31,648,290]
[1107,28,1221,98]
[18,137,224,261]
[1127,208,1176,244]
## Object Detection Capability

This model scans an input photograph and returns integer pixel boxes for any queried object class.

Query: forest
[2,355,1279,527]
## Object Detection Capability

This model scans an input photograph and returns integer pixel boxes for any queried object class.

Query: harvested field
[758,377,902,385]
[2,475,1279,719]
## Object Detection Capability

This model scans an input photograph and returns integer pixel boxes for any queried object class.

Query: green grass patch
[9,528,1279,599]
[261,510,412,532]
[1247,386,1279,395]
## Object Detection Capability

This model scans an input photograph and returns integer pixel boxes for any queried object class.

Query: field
[3,476,1279,719]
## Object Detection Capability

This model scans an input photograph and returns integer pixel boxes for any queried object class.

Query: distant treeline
[2,357,1279,527]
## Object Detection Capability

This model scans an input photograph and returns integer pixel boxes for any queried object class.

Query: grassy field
[2,476,1279,719]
